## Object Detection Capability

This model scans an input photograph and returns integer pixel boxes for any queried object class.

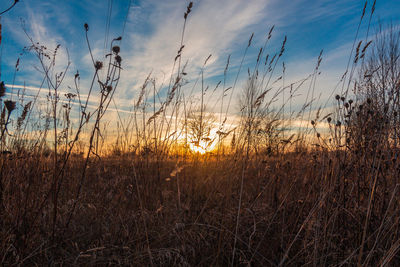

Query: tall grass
[0,1,400,265]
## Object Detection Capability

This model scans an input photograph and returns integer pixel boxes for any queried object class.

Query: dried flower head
[106,85,113,93]
[184,2,193,19]
[95,61,103,70]
[115,55,122,64]
[327,117,332,123]
[4,100,16,113]
[112,46,120,54]
[17,101,31,128]
[84,23,89,31]
[335,95,340,100]
[65,93,76,99]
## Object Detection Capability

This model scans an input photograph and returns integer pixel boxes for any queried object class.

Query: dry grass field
[1,1,400,266]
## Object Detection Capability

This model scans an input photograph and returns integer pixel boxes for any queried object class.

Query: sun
[189,128,218,154]
[189,139,214,154]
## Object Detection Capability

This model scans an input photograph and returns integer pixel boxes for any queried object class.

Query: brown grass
[1,1,400,265]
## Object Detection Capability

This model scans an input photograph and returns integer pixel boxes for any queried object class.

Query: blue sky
[0,0,399,120]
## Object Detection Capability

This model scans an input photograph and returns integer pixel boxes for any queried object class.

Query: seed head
[335,95,340,100]
[115,55,122,64]
[84,23,89,31]
[112,46,120,54]
[184,2,193,19]
[95,61,103,70]
[340,96,345,102]
[4,100,16,113]
[327,117,332,123]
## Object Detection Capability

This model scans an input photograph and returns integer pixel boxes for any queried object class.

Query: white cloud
[118,0,271,99]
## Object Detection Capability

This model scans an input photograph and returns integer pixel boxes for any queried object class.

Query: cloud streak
[119,0,271,99]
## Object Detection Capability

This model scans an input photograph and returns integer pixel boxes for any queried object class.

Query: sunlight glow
[189,128,219,154]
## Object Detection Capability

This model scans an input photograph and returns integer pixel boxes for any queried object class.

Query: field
[1,0,400,266]
[2,149,400,265]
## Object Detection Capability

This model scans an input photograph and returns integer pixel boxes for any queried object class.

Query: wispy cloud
[118,0,271,99]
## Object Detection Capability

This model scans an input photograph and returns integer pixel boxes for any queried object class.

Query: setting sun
[189,128,218,154]
[1,0,399,265]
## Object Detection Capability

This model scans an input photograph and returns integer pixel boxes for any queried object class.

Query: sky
[0,0,399,131]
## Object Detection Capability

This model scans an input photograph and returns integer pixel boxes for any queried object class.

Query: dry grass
[1,1,400,265]
[1,150,400,265]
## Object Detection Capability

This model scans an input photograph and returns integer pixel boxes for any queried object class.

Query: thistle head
[112,46,120,54]
[95,61,103,70]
